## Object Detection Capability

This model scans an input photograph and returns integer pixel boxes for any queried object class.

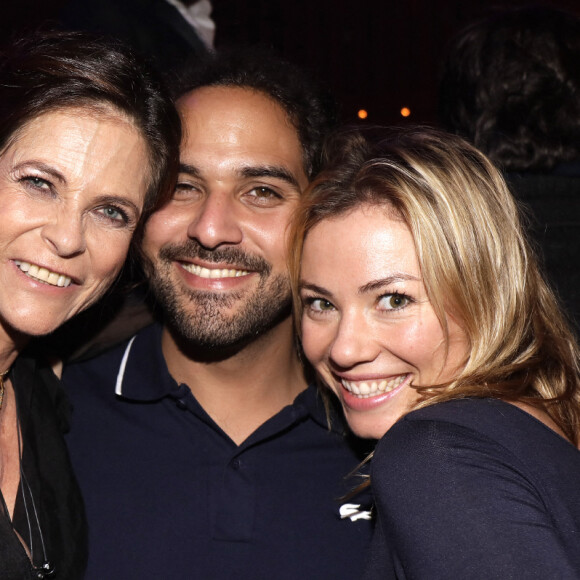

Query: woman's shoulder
[401,397,527,426]
[394,397,571,446]
[374,399,505,465]
[370,405,580,579]
[373,397,580,485]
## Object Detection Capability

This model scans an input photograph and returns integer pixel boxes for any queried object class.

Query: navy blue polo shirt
[64,324,373,579]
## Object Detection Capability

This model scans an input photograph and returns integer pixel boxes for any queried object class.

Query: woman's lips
[14,260,73,287]
[340,374,409,398]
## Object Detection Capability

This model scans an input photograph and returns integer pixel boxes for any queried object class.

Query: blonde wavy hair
[289,127,580,444]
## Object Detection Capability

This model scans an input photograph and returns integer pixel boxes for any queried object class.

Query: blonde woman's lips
[341,374,409,399]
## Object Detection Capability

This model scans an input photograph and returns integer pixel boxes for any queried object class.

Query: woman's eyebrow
[13,161,67,184]
[299,281,333,297]
[360,274,421,294]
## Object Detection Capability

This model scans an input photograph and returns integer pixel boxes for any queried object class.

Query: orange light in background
[357,109,368,120]
[400,107,411,118]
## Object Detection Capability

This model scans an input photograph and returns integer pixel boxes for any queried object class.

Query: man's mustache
[158,240,272,274]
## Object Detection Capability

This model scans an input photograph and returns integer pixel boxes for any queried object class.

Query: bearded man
[63,50,373,579]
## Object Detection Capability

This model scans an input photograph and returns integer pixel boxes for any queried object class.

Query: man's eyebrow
[178,163,202,178]
[240,165,300,189]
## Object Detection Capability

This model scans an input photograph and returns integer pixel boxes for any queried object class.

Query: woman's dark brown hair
[0,31,181,219]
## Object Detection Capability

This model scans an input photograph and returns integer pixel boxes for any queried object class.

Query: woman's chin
[0,309,76,341]
[343,415,390,441]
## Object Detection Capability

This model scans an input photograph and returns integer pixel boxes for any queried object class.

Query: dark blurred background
[3,0,579,126]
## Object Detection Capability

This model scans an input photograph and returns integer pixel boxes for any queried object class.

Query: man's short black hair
[173,47,338,179]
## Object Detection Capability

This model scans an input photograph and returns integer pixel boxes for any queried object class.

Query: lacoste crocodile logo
[339,503,372,522]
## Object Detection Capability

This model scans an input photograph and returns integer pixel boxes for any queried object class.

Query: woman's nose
[41,210,86,258]
[328,312,380,369]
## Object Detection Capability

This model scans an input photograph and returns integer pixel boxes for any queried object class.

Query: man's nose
[186,193,243,250]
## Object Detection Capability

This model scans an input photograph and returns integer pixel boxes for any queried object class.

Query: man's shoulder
[62,323,161,391]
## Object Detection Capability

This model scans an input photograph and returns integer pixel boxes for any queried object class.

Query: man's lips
[159,241,271,280]
[14,260,73,287]
[179,262,251,279]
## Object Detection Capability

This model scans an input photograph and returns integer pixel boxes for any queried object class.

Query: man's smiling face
[142,86,309,349]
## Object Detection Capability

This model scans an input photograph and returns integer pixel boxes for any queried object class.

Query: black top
[64,323,374,580]
[0,355,87,579]
[365,398,580,579]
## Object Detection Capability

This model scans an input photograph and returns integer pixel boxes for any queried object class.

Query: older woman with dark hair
[290,127,580,578]
[0,32,180,578]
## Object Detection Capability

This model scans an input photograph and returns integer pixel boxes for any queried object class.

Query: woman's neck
[0,323,27,373]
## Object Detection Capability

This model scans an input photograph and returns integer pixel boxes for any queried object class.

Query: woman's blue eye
[99,206,127,223]
[28,177,48,188]
[378,294,409,310]
[22,176,51,191]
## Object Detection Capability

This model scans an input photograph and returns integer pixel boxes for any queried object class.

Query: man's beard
[145,240,292,350]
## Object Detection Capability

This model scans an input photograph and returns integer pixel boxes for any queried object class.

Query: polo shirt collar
[115,323,178,401]
[296,383,351,435]
[114,323,350,436]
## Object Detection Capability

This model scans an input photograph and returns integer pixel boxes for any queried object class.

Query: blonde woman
[290,128,580,578]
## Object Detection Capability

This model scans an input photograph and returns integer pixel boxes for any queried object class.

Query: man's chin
[165,302,292,362]
[150,267,293,354]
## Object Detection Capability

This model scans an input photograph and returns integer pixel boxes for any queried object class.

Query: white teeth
[181,263,250,279]
[14,260,72,288]
[341,374,408,399]
[47,272,59,285]
[359,382,370,395]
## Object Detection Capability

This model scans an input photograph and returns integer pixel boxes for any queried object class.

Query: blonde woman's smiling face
[299,204,468,439]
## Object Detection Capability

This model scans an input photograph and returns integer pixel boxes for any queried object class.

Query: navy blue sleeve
[371,418,578,579]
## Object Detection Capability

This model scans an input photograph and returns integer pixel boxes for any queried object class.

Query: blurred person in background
[59,0,213,76]
[439,6,580,328]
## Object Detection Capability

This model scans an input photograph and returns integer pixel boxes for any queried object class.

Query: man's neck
[161,318,307,445]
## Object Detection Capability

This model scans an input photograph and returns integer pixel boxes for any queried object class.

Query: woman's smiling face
[0,107,150,339]
[299,204,468,439]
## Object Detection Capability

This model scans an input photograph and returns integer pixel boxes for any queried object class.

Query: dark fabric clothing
[364,398,580,579]
[0,355,87,580]
[507,169,580,329]
[58,0,209,76]
[63,323,373,580]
